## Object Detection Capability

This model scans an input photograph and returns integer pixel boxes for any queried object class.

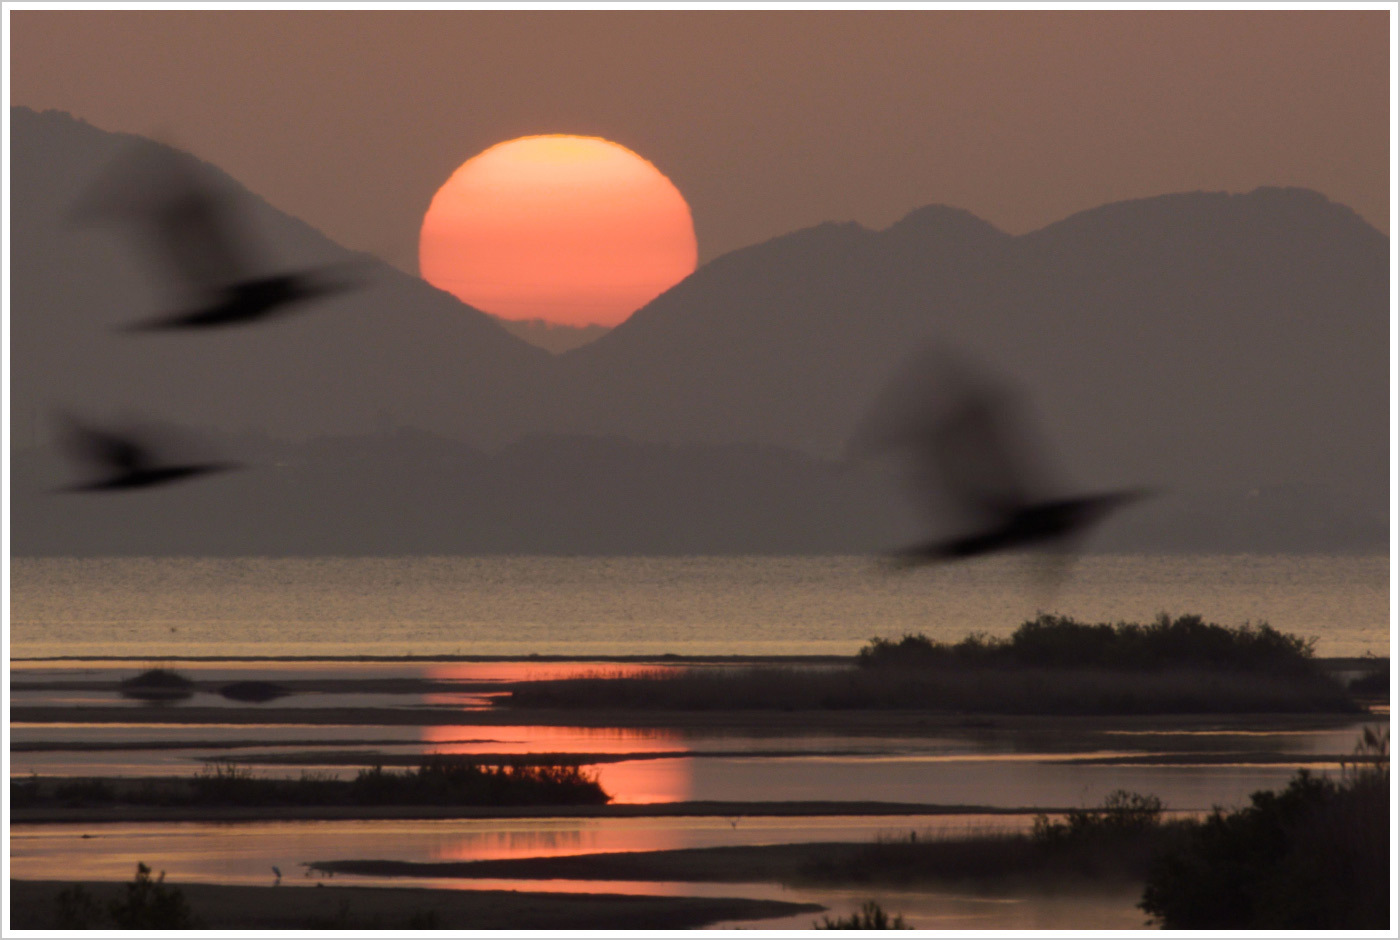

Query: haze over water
[10,554,1389,660]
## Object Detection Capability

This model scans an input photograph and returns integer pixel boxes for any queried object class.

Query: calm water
[7,818,1148,929]
[9,554,1392,658]
[8,553,1391,929]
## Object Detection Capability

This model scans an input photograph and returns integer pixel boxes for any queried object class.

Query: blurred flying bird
[272,866,282,885]
[57,416,240,492]
[71,142,363,330]
[851,346,1149,567]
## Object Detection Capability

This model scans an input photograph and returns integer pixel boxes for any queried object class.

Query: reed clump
[816,900,910,929]
[16,756,610,809]
[798,790,1190,888]
[508,615,1356,714]
[118,668,195,702]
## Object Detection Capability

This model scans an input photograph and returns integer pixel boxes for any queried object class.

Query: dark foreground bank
[7,879,822,930]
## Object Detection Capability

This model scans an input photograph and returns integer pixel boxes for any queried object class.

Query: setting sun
[419,135,698,328]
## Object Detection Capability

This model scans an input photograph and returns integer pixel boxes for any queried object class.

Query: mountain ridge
[9,106,1388,554]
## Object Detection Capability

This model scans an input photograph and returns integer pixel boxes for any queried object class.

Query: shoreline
[11,654,1388,669]
[6,878,824,930]
[11,703,1375,729]
[10,798,1051,826]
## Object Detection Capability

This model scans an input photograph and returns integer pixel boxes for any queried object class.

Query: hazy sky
[8,8,1392,274]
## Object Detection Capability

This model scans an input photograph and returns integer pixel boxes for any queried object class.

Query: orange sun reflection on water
[422,662,686,684]
[418,662,694,818]
[420,724,693,806]
[419,722,693,861]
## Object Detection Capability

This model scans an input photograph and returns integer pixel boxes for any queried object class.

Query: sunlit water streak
[6,817,1148,929]
[8,814,1035,880]
[11,554,1390,658]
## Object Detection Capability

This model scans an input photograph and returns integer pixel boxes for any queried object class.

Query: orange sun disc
[419,135,698,329]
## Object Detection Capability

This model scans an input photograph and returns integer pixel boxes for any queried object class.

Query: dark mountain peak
[733,218,874,260]
[1235,185,1381,234]
[12,104,95,131]
[880,203,1007,245]
[1028,186,1383,246]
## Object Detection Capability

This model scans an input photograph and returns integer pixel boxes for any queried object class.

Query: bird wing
[910,383,1046,517]
[72,143,260,290]
[851,346,1064,528]
[143,164,260,289]
[60,419,152,475]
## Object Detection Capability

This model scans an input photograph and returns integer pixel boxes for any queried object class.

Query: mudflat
[10,797,1036,825]
[7,878,823,930]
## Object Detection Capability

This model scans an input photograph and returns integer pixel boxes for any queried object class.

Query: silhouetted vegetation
[1140,726,1389,929]
[816,900,909,929]
[15,757,609,809]
[55,863,196,929]
[799,790,1188,888]
[347,756,608,806]
[53,777,116,806]
[218,680,289,703]
[1347,669,1388,696]
[858,614,1318,673]
[119,667,195,702]
[507,616,1355,715]
[1032,789,1164,843]
[53,884,103,929]
[11,773,41,808]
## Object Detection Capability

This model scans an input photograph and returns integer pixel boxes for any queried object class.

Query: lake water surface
[8,553,1391,929]
[10,553,1391,659]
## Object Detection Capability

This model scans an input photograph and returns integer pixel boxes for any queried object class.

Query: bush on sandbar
[858,613,1318,673]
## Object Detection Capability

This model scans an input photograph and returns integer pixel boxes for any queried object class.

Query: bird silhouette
[71,142,363,330]
[272,866,282,885]
[852,346,1149,566]
[57,416,240,492]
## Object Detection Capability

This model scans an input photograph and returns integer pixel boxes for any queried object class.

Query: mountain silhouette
[9,107,1387,554]
[71,140,365,330]
[10,107,555,448]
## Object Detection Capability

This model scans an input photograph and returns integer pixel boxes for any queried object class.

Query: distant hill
[552,190,1388,496]
[9,106,555,448]
[10,430,1379,556]
[9,107,1388,554]
[494,318,611,354]
[9,430,909,556]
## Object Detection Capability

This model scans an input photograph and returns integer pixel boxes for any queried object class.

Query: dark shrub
[11,774,41,808]
[218,680,289,703]
[859,613,1319,674]
[1140,727,1389,928]
[54,778,116,807]
[54,885,103,928]
[119,668,195,703]
[1033,789,1164,843]
[1348,669,1388,696]
[107,863,196,929]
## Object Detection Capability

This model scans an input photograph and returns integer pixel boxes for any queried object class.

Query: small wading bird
[57,417,240,492]
[71,142,363,330]
[850,346,1150,567]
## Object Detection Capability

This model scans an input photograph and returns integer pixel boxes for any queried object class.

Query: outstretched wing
[71,143,260,290]
[850,346,1063,526]
[147,174,259,289]
[59,418,152,475]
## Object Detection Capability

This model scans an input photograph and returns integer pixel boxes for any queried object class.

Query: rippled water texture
[10,554,1391,658]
